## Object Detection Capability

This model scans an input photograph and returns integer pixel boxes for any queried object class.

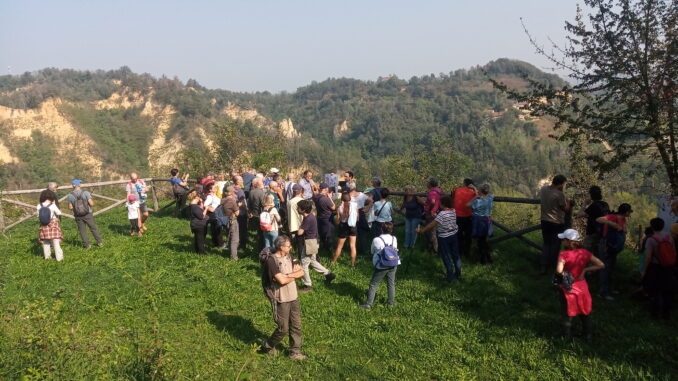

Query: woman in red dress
[555,229,605,341]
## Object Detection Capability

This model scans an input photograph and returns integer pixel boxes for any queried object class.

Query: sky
[0,0,579,93]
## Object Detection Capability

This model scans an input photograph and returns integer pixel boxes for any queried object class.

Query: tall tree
[491,0,678,193]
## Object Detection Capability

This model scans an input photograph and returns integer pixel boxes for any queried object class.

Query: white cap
[270,167,280,173]
[557,229,581,241]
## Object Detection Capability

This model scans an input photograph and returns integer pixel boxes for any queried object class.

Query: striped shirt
[434,209,458,238]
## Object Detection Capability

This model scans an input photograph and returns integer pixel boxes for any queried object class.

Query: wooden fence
[390,191,543,251]
[2,183,544,251]
[0,178,176,233]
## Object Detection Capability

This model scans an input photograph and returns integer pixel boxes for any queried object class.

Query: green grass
[1,203,676,380]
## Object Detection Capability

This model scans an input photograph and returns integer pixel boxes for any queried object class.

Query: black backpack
[38,204,52,226]
[72,191,90,217]
[259,247,277,301]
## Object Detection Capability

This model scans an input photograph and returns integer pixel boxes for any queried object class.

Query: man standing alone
[260,235,307,360]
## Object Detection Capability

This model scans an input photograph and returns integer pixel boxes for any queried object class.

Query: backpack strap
[376,201,389,218]
[378,235,394,247]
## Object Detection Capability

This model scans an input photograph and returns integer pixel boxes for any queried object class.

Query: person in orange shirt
[452,179,477,258]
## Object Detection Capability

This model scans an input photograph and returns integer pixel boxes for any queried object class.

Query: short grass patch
[1,203,676,379]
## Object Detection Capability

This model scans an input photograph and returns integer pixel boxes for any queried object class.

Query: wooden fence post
[0,199,5,232]
[151,180,159,212]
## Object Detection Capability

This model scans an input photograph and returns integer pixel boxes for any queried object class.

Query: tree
[490,0,678,193]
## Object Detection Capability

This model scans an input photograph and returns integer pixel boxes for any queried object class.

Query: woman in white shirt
[332,192,358,266]
[360,222,399,309]
[37,190,64,261]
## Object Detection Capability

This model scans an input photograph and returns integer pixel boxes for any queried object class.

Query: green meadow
[1,203,676,380]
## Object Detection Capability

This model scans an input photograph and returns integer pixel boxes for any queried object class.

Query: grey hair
[224,186,235,196]
[274,235,291,250]
[47,182,58,191]
[371,177,381,187]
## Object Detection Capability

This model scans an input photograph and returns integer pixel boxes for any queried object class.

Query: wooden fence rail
[0,178,180,233]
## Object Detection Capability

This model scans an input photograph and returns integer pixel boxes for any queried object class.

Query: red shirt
[601,214,626,237]
[453,187,477,217]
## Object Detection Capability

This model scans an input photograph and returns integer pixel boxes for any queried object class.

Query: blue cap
[71,179,83,186]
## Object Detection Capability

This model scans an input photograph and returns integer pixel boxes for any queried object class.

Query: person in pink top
[424,177,444,254]
[555,229,605,341]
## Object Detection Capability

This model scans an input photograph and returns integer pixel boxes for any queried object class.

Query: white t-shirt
[204,194,221,211]
[351,192,369,209]
[36,202,61,220]
[126,201,140,219]
[371,234,400,267]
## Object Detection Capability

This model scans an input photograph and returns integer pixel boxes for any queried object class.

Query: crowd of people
[32,170,676,359]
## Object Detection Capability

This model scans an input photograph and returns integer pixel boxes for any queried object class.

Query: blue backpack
[38,204,52,226]
[377,236,399,268]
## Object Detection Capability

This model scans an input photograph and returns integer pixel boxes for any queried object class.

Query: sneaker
[598,294,615,301]
[97,242,104,247]
[299,286,313,294]
[289,352,307,360]
[325,272,336,284]
[358,304,371,310]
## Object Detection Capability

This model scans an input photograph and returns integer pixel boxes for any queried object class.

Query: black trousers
[238,214,249,249]
[457,216,472,257]
[541,220,565,271]
[207,218,224,247]
[357,211,370,254]
[317,216,334,254]
[192,226,207,254]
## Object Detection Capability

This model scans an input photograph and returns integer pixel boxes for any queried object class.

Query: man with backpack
[641,218,676,319]
[67,179,103,249]
[259,235,307,360]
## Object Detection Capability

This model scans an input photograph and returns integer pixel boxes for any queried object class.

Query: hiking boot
[289,352,307,360]
[258,341,277,355]
[325,272,336,284]
[299,286,313,294]
[358,304,371,310]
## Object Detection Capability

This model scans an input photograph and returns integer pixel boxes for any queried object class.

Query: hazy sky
[0,0,578,92]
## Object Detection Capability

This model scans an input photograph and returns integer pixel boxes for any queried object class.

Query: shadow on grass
[107,223,131,235]
[205,311,265,344]
[329,280,364,303]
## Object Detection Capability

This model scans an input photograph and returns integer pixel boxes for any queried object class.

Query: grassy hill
[1,202,676,379]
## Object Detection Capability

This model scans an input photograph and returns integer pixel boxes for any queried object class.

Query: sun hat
[557,229,581,241]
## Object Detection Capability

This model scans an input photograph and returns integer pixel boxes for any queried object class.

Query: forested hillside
[0,59,659,196]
